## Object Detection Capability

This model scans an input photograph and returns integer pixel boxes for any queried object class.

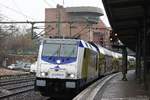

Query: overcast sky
[0,0,110,26]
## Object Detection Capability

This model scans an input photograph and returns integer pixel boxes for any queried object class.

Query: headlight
[41,72,46,76]
[70,74,75,78]
[56,60,61,64]
[41,72,48,77]
[67,73,76,78]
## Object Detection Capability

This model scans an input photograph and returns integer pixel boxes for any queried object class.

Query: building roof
[65,6,104,16]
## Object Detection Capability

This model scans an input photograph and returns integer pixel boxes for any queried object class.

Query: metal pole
[57,7,61,37]
[31,22,35,39]
[89,25,91,41]
[63,0,64,6]
[143,12,148,90]
[136,32,141,82]
[138,32,141,82]
[69,23,72,37]
[122,46,128,81]
[136,32,138,79]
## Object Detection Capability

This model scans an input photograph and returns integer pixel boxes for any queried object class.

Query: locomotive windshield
[42,43,78,57]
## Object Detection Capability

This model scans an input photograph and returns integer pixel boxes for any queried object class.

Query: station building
[45,5,111,48]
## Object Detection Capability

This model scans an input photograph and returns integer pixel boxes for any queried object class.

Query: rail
[0,73,35,99]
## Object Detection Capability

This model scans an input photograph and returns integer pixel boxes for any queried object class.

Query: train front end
[35,39,81,97]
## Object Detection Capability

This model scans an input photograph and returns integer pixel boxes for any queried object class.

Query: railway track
[0,73,36,99]
[0,73,119,100]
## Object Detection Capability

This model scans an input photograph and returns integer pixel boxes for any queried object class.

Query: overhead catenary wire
[0,25,18,39]
[43,0,55,8]
[50,0,58,5]
[97,0,101,8]
[12,0,21,10]
[11,0,32,30]
[0,14,15,21]
[46,0,63,7]
[72,24,89,38]
[0,2,35,21]
[32,24,53,39]
[11,0,25,16]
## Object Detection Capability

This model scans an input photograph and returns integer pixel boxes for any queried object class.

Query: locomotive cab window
[42,43,78,57]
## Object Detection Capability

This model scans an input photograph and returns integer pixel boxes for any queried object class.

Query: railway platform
[95,70,149,100]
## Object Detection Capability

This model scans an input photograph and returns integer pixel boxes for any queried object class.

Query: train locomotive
[34,38,134,97]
